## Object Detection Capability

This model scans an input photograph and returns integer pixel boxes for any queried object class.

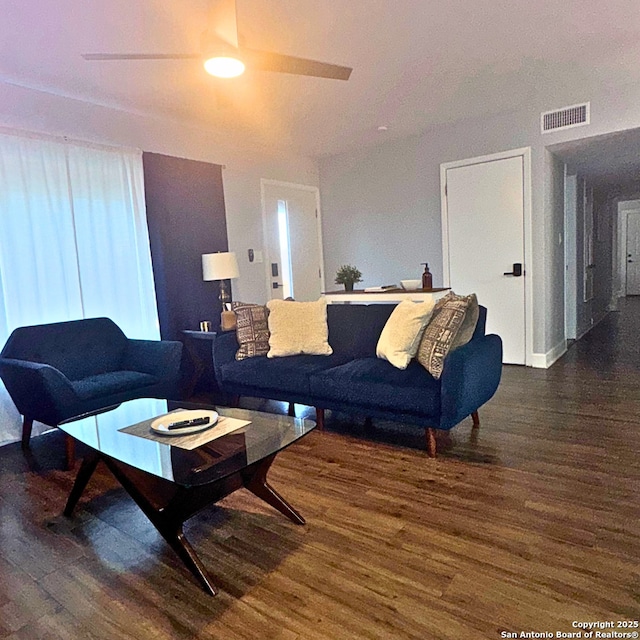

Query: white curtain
[0,130,160,445]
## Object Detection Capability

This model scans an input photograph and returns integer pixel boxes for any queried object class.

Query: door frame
[440,147,534,366]
[617,203,640,297]
[260,179,325,300]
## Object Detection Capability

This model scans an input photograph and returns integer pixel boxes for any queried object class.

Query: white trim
[530,339,567,369]
[260,179,325,300]
[440,147,534,367]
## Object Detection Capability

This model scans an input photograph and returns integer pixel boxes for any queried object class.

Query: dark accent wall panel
[143,152,228,340]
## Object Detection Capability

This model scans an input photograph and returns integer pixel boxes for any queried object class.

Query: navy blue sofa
[212,303,502,456]
[0,317,183,462]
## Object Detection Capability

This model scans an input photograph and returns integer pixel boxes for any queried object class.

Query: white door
[626,213,640,295]
[442,152,528,364]
[262,181,324,301]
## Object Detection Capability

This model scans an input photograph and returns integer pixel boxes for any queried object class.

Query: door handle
[272,282,282,289]
[503,263,523,277]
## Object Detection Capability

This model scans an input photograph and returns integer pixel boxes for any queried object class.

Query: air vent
[541,102,590,133]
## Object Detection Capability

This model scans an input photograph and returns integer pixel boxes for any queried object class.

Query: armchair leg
[315,407,325,431]
[425,428,437,458]
[65,435,76,470]
[21,417,33,450]
[288,402,296,417]
[471,411,480,428]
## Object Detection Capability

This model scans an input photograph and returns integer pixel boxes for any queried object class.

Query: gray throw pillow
[416,292,478,378]
[232,302,270,360]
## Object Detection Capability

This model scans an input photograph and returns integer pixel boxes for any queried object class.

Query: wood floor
[1,302,639,639]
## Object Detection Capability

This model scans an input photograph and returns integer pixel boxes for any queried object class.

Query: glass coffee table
[59,398,316,596]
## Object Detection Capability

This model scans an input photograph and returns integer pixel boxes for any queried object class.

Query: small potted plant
[334,264,363,291]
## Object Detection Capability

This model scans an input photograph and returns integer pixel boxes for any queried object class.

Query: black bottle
[421,263,433,290]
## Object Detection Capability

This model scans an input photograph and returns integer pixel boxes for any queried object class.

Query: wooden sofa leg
[425,428,437,458]
[471,411,480,428]
[288,402,296,417]
[21,416,33,450]
[65,435,76,470]
[315,408,325,431]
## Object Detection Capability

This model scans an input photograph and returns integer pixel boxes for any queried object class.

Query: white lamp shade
[202,252,240,281]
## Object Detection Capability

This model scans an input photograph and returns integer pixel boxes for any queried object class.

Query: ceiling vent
[541,102,590,133]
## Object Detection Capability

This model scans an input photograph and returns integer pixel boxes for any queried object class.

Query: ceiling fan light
[203,56,245,78]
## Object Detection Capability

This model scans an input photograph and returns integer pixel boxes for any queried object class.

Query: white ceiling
[3,0,640,157]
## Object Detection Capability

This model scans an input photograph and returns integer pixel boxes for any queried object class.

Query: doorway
[441,148,533,365]
[616,202,640,297]
[261,180,325,301]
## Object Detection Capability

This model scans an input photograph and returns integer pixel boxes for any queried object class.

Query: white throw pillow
[266,298,333,357]
[376,299,436,369]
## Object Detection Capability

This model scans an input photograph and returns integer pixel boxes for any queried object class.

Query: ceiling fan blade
[240,48,352,80]
[82,53,201,61]
[208,0,239,47]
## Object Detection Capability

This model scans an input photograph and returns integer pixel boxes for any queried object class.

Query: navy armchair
[0,317,182,463]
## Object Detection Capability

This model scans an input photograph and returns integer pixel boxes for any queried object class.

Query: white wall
[544,151,566,356]
[319,79,640,356]
[0,81,318,305]
[564,173,577,340]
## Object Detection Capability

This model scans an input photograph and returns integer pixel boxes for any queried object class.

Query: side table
[181,330,220,399]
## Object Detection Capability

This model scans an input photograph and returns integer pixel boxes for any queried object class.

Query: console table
[323,287,449,304]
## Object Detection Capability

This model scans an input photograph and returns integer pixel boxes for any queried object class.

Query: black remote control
[167,416,210,430]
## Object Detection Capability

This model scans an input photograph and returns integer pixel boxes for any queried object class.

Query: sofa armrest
[438,334,502,430]
[122,339,183,381]
[211,331,239,384]
[0,358,78,424]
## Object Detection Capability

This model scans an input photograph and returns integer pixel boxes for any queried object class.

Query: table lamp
[202,252,240,329]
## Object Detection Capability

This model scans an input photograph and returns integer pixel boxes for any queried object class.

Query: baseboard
[530,339,567,369]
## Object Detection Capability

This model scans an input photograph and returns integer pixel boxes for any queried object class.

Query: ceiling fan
[82,0,352,81]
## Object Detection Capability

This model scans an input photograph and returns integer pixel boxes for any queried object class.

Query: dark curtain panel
[143,152,228,341]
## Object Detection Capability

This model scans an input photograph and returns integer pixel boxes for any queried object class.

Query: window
[277,199,294,299]
[0,129,159,444]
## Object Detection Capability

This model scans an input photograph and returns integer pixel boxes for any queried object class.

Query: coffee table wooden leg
[98,457,218,596]
[155,524,217,596]
[243,455,305,525]
[64,451,100,516]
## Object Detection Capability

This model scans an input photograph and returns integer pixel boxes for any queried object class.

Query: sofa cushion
[326,304,394,359]
[417,295,476,379]
[232,302,270,360]
[266,298,332,357]
[71,370,158,400]
[310,357,441,418]
[376,299,435,369]
[431,291,479,351]
[219,353,348,396]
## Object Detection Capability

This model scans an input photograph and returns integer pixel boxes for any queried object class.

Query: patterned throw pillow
[232,302,270,361]
[435,292,479,351]
[416,293,478,378]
